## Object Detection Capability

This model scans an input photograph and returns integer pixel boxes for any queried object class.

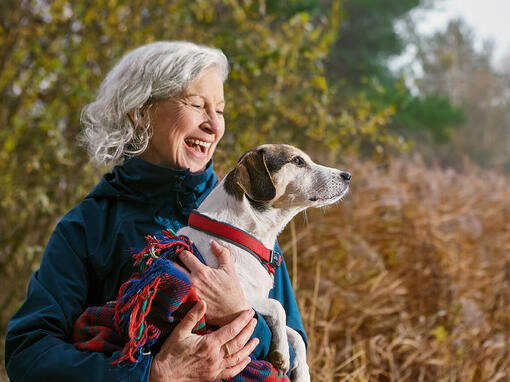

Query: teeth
[185,138,211,148]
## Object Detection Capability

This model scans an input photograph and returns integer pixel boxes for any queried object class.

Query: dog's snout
[340,171,351,183]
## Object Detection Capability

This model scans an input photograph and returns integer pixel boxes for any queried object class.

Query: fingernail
[250,318,257,326]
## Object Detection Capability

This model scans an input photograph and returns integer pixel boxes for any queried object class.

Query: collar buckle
[267,250,282,268]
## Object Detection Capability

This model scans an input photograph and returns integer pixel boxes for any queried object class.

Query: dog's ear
[233,149,276,202]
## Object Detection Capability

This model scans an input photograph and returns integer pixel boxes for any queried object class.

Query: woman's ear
[127,106,150,127]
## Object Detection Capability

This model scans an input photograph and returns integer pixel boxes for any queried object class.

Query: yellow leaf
[431,325,448,342]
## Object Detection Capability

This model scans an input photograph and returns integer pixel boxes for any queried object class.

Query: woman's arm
[5,222,150,382]
[6,220,259,382]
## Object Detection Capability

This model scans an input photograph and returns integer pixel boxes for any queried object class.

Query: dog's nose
[340,171,351,183]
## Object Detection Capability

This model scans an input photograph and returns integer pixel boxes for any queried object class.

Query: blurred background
[1,0,509,380]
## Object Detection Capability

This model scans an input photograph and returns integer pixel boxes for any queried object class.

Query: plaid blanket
[73,230,290,381]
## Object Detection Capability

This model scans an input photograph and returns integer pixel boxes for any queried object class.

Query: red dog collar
[188,210,282,275]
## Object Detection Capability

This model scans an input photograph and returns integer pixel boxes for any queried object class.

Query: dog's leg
[251,298,290,373]
[287,326,310,382]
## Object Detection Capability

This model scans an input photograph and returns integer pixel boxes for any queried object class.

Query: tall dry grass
[279,155,510,381]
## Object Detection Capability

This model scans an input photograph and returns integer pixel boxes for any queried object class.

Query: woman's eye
[191,104,203,109]
[216,110,224,115]
[292,156,305,167]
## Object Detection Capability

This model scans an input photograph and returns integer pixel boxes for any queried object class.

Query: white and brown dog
[178,144,351,381]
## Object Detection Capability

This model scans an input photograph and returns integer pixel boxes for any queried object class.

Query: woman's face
[141,68,225,173]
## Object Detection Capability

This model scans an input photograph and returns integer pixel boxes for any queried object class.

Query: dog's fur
[178,144,350,381]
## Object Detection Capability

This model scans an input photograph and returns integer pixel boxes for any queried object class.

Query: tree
[327,0,422,87]
[324,0,465,145]
[414,20,510,170]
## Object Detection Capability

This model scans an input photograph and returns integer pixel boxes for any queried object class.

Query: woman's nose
[201,110,222,134]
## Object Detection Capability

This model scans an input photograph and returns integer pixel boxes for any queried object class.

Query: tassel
[111,232,194,366]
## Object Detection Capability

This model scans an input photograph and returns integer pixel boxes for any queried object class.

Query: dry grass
[279,155,510,381]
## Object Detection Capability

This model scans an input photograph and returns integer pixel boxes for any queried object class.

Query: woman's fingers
[178,250,205,273]
[225,315,257,354]
[155,303,257,381]
[173,300,207,336]
[223,336,259,368]
[219,355,253,380]
[212,309,254,344]
[210,240,233,267]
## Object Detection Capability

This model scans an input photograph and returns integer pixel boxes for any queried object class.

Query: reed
[279,155,510,381]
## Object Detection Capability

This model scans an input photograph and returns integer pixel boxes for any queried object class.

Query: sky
[414,0,510,66]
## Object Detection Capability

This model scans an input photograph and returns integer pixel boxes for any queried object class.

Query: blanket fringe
[112,231,194,367]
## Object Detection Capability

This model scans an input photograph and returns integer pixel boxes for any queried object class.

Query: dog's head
[224,144,350,211]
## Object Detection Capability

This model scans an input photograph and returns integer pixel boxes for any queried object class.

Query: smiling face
[140,67,225,173]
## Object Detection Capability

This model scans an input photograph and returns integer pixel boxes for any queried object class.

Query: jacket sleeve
[249,241,307,366]
[4,221,151,382]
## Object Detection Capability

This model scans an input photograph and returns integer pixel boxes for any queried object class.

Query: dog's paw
[268,350,290,373]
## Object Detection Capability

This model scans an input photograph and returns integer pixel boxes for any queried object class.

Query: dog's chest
[177,227,274,301]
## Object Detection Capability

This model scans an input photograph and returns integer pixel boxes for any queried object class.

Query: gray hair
[80,41,229,165]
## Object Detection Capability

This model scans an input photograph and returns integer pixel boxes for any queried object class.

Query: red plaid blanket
[73,231,290,381]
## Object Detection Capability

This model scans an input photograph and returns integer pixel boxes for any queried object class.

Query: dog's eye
[291,156,306,167]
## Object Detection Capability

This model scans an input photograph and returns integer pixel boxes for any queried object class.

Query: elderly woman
[5,41,306,381]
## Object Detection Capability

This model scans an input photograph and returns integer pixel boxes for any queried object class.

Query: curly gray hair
[80,41,229,165]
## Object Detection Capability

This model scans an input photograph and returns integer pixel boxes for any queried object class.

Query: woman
[5,41,306,381]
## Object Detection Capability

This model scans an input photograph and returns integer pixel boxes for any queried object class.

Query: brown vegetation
[279,155,510,381]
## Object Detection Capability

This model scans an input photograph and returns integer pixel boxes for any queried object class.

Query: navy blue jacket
[5,157,306,381]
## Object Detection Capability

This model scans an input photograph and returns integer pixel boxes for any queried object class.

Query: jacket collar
[88,156,218,207]
[119,156,217,202]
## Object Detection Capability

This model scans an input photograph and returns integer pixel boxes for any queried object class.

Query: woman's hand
[149,300,259,382]
[178,241,252,326]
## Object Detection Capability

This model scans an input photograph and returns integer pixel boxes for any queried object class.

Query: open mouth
[184,138,211,156]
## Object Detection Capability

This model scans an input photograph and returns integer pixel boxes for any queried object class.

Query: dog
[178,144,351,381]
